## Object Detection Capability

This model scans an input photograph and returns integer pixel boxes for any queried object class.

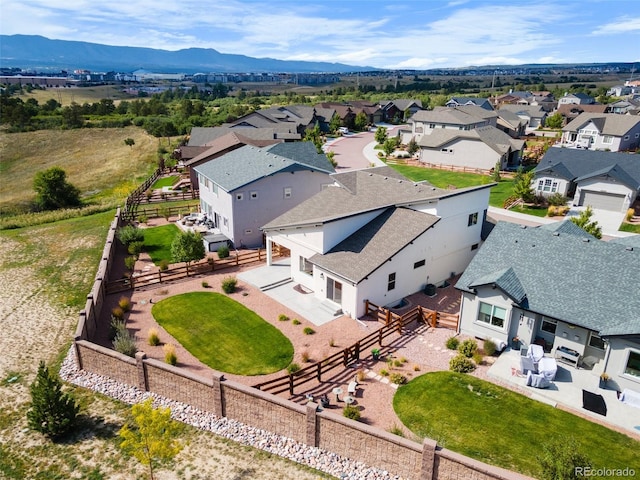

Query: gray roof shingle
[309,207,439,284]
[193,142,334,192]
[456,222,640,336]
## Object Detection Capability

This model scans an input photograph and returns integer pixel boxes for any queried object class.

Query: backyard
[151,291,294,375]
[394,371,639,478]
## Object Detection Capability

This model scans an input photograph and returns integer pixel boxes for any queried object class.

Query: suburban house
[556,104,609,126]
[408,106,493,137]
[533,148,640,212]
[559,112,640,151]
[608,98,640,115]
[194,142,335,248]
[557,92,596,106]
[262,166,493,319]
[495,109,527,138]
[380,99,424,123]
[498,104,547,129]
[456,220,640,394]
[417,125,524,171]
[183,131,281,191]
[445,97,494,111]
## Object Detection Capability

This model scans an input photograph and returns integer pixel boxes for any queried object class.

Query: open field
[0,126,160,216]
[17,85,134,106]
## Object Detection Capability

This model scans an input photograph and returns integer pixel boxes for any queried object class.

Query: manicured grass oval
[152,292,293,375]
[393,371,638,478]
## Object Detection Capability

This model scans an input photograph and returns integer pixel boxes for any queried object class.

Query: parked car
[338,127,349,134]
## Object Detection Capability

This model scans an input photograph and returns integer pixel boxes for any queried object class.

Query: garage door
[579,190,625,211]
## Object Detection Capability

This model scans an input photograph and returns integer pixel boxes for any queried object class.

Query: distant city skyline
[1,0,639,70]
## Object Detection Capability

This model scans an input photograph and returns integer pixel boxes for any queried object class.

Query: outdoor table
[332,387,343,402]
[344,395,355,405]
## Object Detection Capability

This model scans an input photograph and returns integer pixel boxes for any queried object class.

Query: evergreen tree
[27,361,79,439]
[570,206,602,239]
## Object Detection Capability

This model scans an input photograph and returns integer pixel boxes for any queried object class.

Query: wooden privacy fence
[106,249,272,294]
[254,302,457,395]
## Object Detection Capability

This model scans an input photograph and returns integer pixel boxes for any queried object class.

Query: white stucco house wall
[533,148,640,212]
[262,166,492,319]
[194,142,334,248]
[456,221,640,394]
[559,112,640,151]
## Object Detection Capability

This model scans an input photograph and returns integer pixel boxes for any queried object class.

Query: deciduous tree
[171,230,205,274]
[119,398,184,480]
[33,166,81,211]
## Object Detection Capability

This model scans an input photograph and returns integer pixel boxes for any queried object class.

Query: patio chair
[520,355,537,375]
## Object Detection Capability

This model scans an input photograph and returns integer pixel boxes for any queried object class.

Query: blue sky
[1,0,639,69]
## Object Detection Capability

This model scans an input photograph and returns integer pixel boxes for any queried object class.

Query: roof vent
[582,238,590,242]
[553,232,559,236]
[520,225,527,229]
[626,246,634,251]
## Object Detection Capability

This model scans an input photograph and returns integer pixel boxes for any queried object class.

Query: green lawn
[620,223,640,234]
[151,292,294,375]
[394,372,639,478]
[143,224,180,264]
[151,175,180,189]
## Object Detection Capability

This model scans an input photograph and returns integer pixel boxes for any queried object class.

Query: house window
[244,229,252,234]
[468,212,478,226]
[540,317,557,335]
[429,123,435,129]
[299,256,313,275]
[250,191,258,199]
[414,259,426,269]
[624,350,640,378]
[284,187,292,199]
[588,332,605,350]
[635,133,639,138]
[623,135,630,141]
[236,193,244,201]
[602,136,613,144]
[223,217,228,228]
[471,243,479,251]
[477,302,506,328]
[327,278,342,304]
[388,273,396,291]
[537,179,544,191]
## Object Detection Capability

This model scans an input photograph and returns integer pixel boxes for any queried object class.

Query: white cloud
[592,17,640,35]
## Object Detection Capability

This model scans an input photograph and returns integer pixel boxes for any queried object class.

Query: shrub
[547,192,568,206]
[124,255,137,271]
[458,339,478,358]
[137,213,148,224]
[128,241,144,257]
[356,370,366,382]
[118,296,132,312]
[27,361,79,439]
[117,225,144,246]
[449,354,476,373]
[301,351,311,363]
[473,352,484,365]
[389,424,405,437]
[303,327,315,335]
[163,344,177,365]
[292,319,301,325]
[109,317,126,340]
[113,329,137,358]
[399,357,407,364]
[483,339,497,356]
[413,364,421,372]
[201,281,209,288]
[217,245,230,258]
[287,363,301,374]
[159,259,170,271]
[445,336,460,350]
[393,359,403,368]
[380,369,389,376]
[627,208,635,222]
[221,277,237,293]
[343,405,361,421]
[111,306,125,321]
[148,328,160,346]
[389,373,407,385]
[278,314,290,322]
[329,337,335,347]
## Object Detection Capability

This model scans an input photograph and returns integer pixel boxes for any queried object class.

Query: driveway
[325,125,404,171]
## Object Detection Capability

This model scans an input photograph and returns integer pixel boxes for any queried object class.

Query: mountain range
[0,35,376,74]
